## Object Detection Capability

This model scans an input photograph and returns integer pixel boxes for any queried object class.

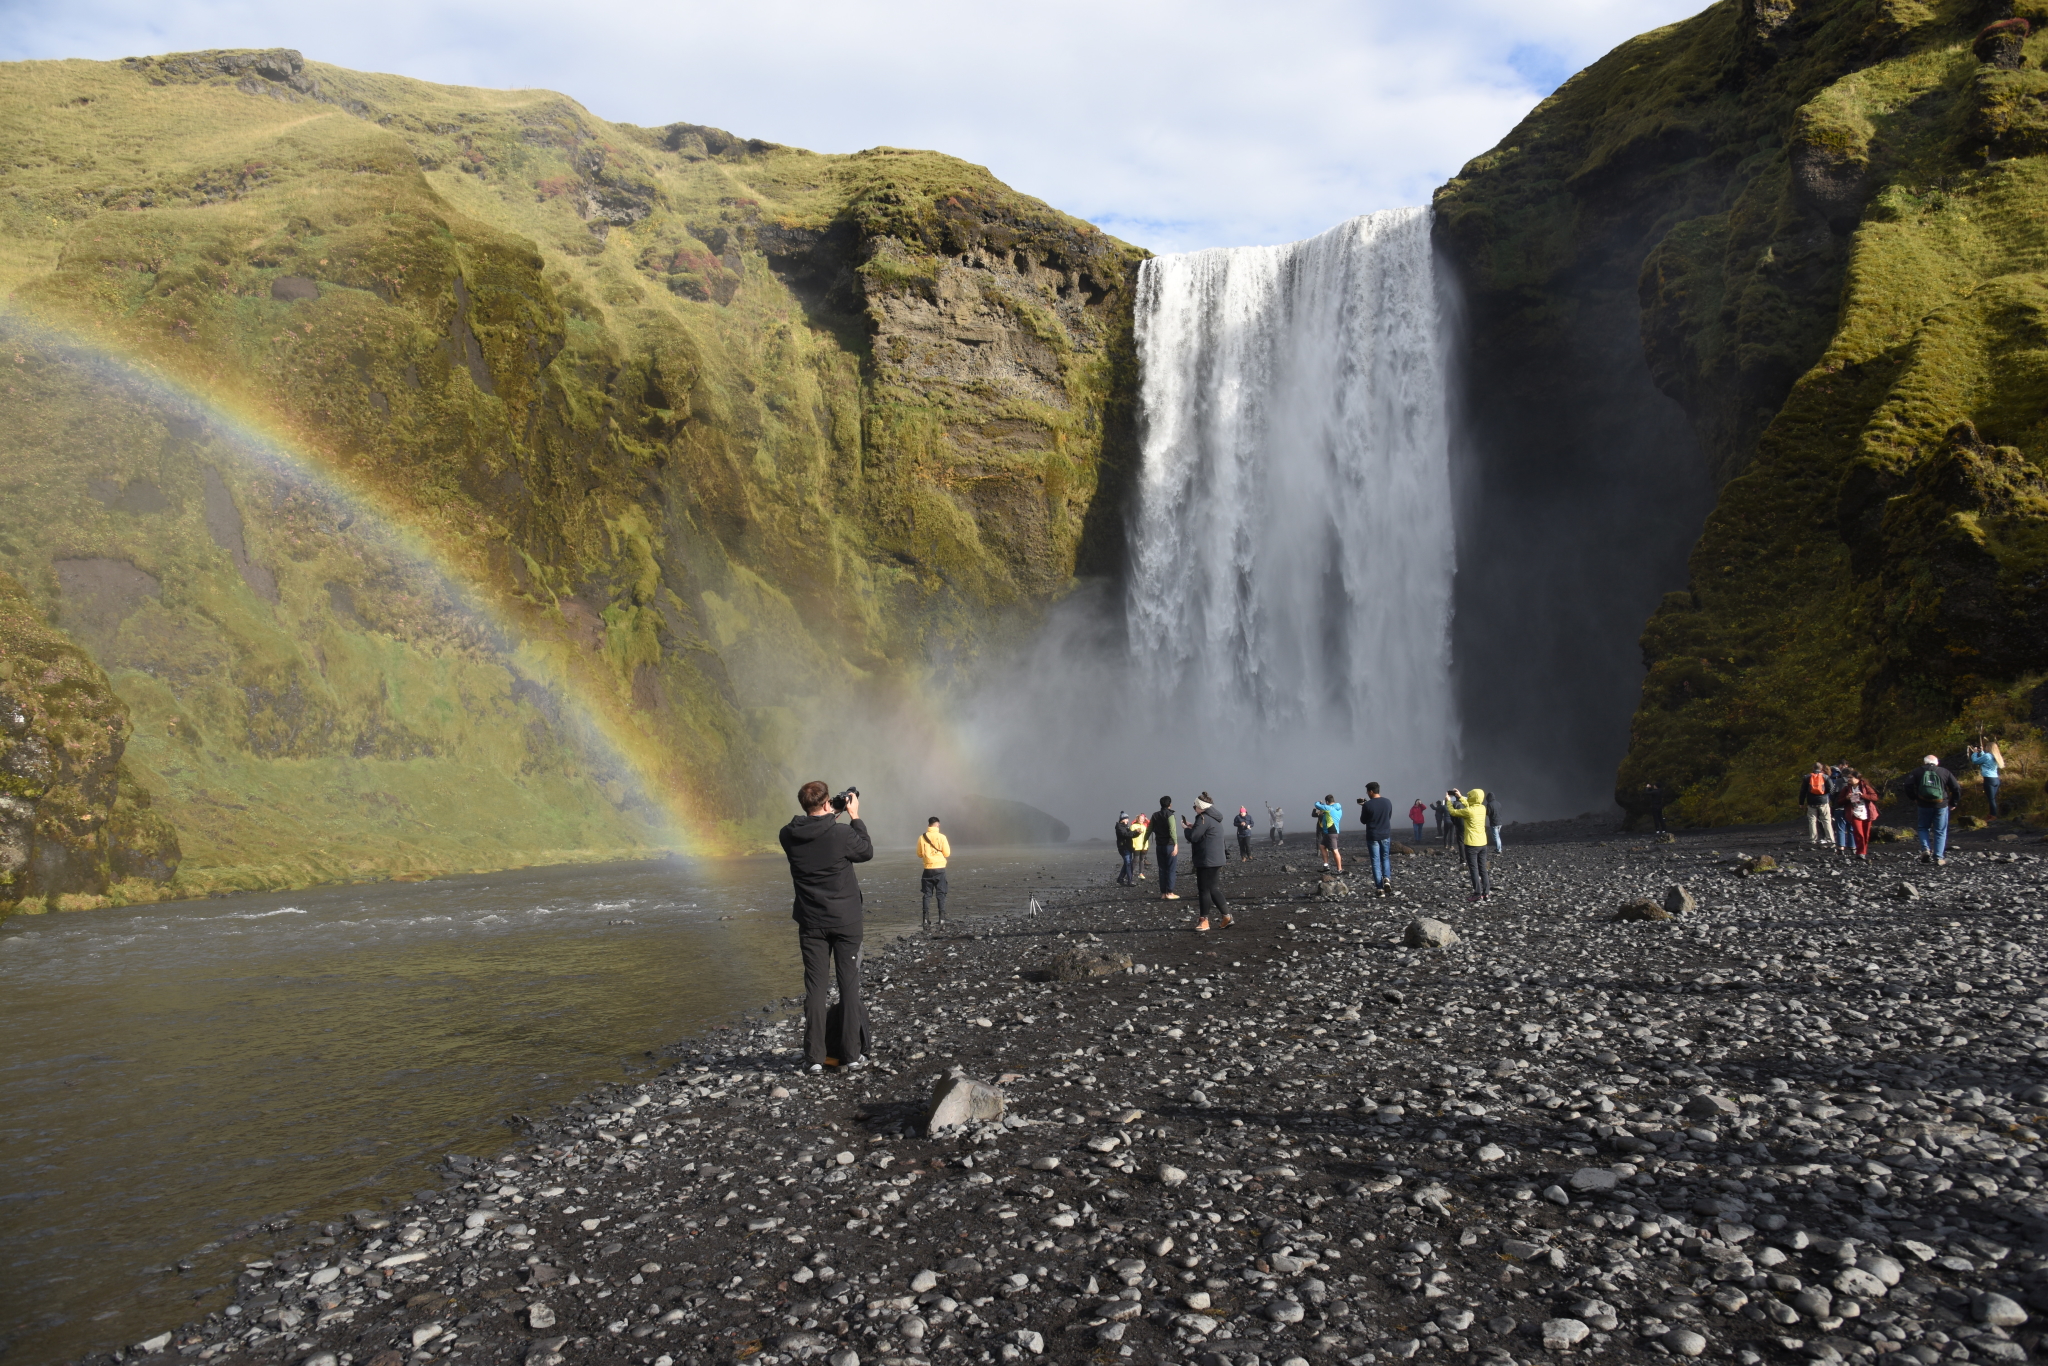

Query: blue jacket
[1313,801,1342,834]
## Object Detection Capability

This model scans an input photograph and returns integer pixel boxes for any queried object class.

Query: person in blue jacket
[1312,793,1344,874]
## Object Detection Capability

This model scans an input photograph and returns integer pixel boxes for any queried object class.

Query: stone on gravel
[1266,1298,1307,1323]
[911,1269,939,1292]
[1542,1317,1590,1350]
[1975,1291,2029,1327]
[1894,881,1920,900]
[925,1067,1004,1134]
[1404,917,1460,948]
[1663,1328,1708,1356]
[1683,1094,1737,1119]
[1048,948,1131,981]
[1664,884,1697,915]
[1613,898,1671,921]
[527,1303,556,1329]
[1158,1164,1188,1185]
[1568,1166,1619,1192]
[1316,878,1351,900]
[1832,1266,1887,1299]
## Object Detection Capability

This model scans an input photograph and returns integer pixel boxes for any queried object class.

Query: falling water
[1125,207,1457,785]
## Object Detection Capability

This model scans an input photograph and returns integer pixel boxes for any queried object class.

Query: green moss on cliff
[1441,0,2048,824]
[0,50,1144,889]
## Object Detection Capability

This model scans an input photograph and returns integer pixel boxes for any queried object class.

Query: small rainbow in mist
[0,311,696,855]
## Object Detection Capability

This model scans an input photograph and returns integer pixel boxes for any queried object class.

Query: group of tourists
[1650,738,2006,867]
[1111,780,1508,926]
[1111,794,1238,932]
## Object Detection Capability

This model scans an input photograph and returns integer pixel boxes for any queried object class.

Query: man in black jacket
[779,779,874,1069]
[1185,793,1231,932]
[1360,782,1395,893]
[1906,753,1964,867]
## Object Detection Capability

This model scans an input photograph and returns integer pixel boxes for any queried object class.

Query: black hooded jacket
[1185,808,1228,868]
[778,813,874,935]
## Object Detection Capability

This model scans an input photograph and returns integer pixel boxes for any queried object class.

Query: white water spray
[1124,207,1457,788]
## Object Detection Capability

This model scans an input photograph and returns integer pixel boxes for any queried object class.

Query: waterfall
[1125,207,1457,786]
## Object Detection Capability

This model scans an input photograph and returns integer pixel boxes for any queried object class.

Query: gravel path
[103,821,2048,1366]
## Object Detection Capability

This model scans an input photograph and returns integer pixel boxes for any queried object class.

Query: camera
[830,786,860,813]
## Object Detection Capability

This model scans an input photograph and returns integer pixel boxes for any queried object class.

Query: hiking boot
[1219,915,1234,929]
[1163,892,1180,900]
[1194,920,1210,933]
[1919,852,1932,863]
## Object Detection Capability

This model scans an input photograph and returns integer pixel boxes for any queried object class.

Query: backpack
[1913,766,1945,803]
[1315,805,1334,831]
[1805,772,1826,796]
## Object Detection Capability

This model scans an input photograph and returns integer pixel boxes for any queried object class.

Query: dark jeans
[1117,850,1135,884]
[1652,809,1668,833]
[1159,850,1179,894]
[1236,833,1251,861]
[1195,864,1226,919]
[799,930,863,1065]
[1463,843,1491,896]
[920,869,948,923]
[1412,821,1424,841]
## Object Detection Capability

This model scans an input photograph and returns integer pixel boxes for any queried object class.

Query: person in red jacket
[1408,798,1427,842]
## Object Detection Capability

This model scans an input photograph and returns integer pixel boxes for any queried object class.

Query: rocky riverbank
[98,820,2048,1366]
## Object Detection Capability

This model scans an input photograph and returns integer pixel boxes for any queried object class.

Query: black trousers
[799,930,864,1065]
[920,869,949,922]
[1463,843,1491,896]
[1236,833,1251,860]
[1195,864,1227,919]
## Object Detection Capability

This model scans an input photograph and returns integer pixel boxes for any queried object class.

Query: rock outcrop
[0,570,179,909]
[1437,0,2048,825]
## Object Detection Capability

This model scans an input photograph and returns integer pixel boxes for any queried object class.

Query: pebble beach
[98,819,2048,1366]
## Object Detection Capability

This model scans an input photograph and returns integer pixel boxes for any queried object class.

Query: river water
[0,844,1110,1363]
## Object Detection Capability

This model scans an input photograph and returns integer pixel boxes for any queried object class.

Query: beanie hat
[1193,794,1213,812]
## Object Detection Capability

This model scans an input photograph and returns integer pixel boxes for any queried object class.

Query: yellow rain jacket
[918,828,951,869]
[1131,817,1150,851]
[1448,789,1491,847]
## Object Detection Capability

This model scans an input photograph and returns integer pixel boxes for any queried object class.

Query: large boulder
[1403,917,1461,948]
[1049,948,1131,982]
[926,1068,1005,1134]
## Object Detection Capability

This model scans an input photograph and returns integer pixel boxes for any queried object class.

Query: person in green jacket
[1447,786,1493,902]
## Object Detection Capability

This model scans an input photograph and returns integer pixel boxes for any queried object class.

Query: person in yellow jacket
[1446,786,1493,902]
[1130,812,1150,881]
[918,817,951,930]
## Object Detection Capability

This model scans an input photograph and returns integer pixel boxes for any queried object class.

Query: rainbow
[0,307,699,855]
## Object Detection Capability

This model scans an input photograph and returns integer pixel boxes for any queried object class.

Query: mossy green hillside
[0,50,1143,901]
[1438,0,2048,825]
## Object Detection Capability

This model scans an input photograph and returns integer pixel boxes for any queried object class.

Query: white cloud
[4,0,1709,253]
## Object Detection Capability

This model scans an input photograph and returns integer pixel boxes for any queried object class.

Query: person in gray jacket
[1185,792,1232,932]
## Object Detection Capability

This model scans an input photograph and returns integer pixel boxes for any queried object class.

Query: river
[0,843,1112,1363]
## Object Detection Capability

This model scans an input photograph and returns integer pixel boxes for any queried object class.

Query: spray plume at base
[951,209,1461,834]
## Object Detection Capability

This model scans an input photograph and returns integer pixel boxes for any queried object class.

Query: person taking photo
[779,780,873,1070]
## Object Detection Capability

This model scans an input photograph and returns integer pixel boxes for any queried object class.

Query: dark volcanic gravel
[102,820,2048,1366]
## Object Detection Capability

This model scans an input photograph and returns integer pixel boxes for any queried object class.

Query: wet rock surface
[107,821,2048,1366]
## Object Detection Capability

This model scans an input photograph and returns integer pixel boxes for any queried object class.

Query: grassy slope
[0,51,1142,907]
[1439,0,2048,826]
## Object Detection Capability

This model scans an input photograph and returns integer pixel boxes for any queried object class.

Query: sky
[4,0,1713,254]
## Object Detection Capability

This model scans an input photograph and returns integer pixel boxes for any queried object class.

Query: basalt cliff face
[0,50,1142,908]
[1437,0,2048,825]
